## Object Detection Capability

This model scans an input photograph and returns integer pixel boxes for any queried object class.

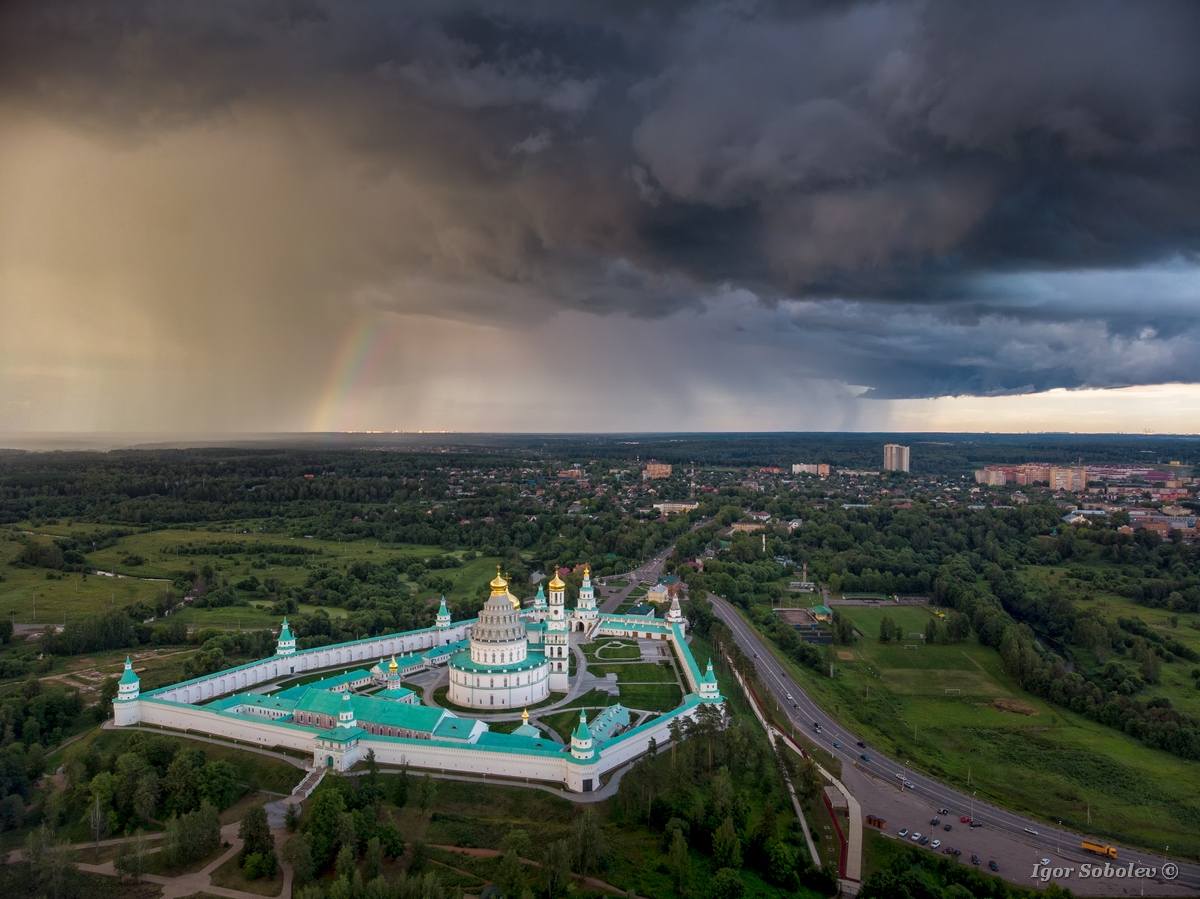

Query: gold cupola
[490,566,509,595]
[548,565,565,591]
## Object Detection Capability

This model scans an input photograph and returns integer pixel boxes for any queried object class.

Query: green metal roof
[278,618,293,640]
[476,731,562,753]
[118,658,139,686]
[308,668,373,690]
[317,725,366,744]
[572,710,592,742]
[448,648,547,674]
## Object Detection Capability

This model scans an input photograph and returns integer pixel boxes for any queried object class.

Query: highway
[709,593,1200,895]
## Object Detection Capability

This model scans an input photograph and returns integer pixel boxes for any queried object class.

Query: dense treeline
[859,845,1069,899]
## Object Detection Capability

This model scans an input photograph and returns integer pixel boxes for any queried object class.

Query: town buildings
[643,462,673,480]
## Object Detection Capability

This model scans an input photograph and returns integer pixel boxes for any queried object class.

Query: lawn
[615,683,682,711]
[739,603,1200,859]
[588,661,678,683]
[581,639,641,662]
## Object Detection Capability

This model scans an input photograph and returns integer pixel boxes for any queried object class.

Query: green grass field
[838,604,939,640]
[588,661,677,683]
[744,603,1200,859]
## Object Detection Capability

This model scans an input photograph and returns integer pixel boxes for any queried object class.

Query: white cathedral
[448,565,603,708]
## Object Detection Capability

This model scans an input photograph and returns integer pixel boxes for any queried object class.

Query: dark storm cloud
[5,0,1200,398]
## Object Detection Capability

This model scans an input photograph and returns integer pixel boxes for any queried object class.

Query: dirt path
[430,845,627,895]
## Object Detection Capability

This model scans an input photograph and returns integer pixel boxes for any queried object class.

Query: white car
[910,832,922,842]
[786,693,793,700]
[931,840,941,848]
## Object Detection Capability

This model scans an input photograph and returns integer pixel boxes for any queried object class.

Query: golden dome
[548,566,565,590]
[583,564,591,578]
[388,656,398,672]
[521,708,529,722]
[490,566,509,595]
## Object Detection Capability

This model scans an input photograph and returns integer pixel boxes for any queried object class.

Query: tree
[571,806,606,875]
[418,773,437,813]
[363,835,383,880]
[360,749,383,809]
[392,761,410,807]
[284,801,301,832]
[712,817,742,870]
[85,792,108,862]
[711,867,746,899]
[668,828,690,895]
[496,831,529,899]
[376,820,405,859]
[878,616,895,643]
[542,839,573,899]
[335,843,357,881]
[26,824,75,899]
[304,787,346,869]
[196,759,239,809]
[285,834,316,887]
[238,803,275,867]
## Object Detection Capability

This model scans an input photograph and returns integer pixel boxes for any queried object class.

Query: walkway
[75,821,293,899]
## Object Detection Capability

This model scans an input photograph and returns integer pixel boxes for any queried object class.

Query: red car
[960,816,972,823]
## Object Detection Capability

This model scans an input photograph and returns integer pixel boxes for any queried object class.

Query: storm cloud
[2,0,1200,430]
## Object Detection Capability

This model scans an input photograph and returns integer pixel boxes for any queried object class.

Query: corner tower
[276,618,296,656]
[113,657,141,726]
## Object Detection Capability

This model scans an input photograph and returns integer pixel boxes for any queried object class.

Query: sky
[2,0,1200,437]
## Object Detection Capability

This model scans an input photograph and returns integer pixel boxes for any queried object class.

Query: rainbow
[310,315,393,433]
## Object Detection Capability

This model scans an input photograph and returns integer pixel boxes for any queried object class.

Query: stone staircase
[266,765,327,828]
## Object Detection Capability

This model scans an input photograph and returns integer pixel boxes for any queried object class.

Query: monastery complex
[114,567,721,793]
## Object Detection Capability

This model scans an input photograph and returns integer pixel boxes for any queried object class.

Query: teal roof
[476,731,562,753]
[216,692,298,713]
[432,716,478,741]
[671,622,704,691]
[279,618,293,640]
[377,686,415,702]
[701,660,717,684]
[525,621,546,631]
[437,596,449,615]
[589,704,630,742]
[294,687,448,734]
[449,648,547,674]
[308,668,373,691]
[513,722,541,738]
[812,605,832,616]
[118,658,139,686]
[317,725,366,744]
[572,710,592,742]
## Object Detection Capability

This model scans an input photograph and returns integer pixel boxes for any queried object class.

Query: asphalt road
[709,594,1200,896]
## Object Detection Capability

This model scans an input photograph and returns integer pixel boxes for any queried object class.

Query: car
[813,722,820,728]
[904,781,916,789]
[931,839,941,848]
[953,849,962,857]
[814,725,822,733]
[786,693,793,700]
[860,754,870,761]
[960,816,972,823]
[971,855,980,865]
[943,824,952,831]
[1024,827,1039,836]
[793,703,799,709]
[833,741,841,748]
[919,836,930,846]
[1040,859,1050,866]
[857,741,866,747]
[942,847,955,855]
[970,822,983,828]
[910,832,922,842]
[989,861,1000,872]
[938,808,949,815]
[930,818,941,826]
[898,829,909,837]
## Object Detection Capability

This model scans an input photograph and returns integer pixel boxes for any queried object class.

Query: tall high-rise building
[883,444,910,472]
[642,462,672,480]
[1049,467,1087,492]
